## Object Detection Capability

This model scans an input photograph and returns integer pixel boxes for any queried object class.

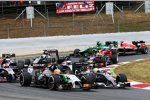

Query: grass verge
[115,58,150,83]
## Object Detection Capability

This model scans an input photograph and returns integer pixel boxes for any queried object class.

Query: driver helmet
[93,68,100,73]
[65,56,70,60]
[53,69,61,74]
[97,41,101,46]
[5,58,11,63]
[97,50,102,55]
[43,50,49,55]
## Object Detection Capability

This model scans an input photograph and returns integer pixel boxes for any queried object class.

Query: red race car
[118,41,149,55]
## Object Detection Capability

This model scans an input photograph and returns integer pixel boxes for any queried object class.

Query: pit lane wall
[0,31,150,56]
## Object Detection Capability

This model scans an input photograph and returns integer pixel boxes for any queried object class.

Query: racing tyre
[20,72,32,86]
[48,74,61,90]
[112,49,118,54]
[74,49,80,57]
[0,69,8,77]
[25,59,31,66]
[101,56,107,67]
[81,74,96,84]
[80,73,95,90]
[17,60,24,69]
[141,46,149,54]
[112,53,118,64]
[116,74,127,83]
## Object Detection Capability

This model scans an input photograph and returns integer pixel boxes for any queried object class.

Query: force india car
[118,41,149,55]
[19,62,95,91]
[19,49,95,90]
[0,53,19,81]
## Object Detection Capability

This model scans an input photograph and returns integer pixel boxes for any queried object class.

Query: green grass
[115,59,150,83]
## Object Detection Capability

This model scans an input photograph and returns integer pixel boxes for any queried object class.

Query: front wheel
[20,72,32,86]
[141,46,149,54]
[48,75,61,90]
[80,74,96,90]
[116,74,128,88]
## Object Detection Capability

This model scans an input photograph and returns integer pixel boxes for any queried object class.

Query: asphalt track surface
[0,49,150,100]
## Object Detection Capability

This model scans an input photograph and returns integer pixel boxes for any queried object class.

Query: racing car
[118,41,149,55]
[17,49,66,70]
[19,63,95,91]
[0,53,19,81]
[72,62,130,88]
[72,41,118,57]
[93,68,130,88]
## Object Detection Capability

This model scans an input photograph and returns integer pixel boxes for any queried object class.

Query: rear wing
[2,53,15,58]
[73,62,89,68]
[43,49,59,57]
[43,49,58,53]
[105,41,118,47]
[132,41,146,47]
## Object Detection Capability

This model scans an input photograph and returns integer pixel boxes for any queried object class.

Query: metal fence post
[41,22,46,37]
[81,24,84,34]
[117,20,120,32]
[46,9,50,28]
[7,25,10,39]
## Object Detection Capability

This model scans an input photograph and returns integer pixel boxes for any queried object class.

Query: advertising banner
[56,1,95,14]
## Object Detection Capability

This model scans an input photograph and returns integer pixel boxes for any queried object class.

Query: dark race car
[17,49,66,70]
[86,46,118,67]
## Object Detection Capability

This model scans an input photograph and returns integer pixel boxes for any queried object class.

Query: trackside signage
[145,0,150,13]
[56,1,95,14]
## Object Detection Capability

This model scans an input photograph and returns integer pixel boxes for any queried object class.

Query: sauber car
[72,62,130,88]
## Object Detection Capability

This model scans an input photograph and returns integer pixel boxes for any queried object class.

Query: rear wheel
[74,49,80,57]
[141,46,149,54]
[20,72,32,86]
[17,61,24,69]
[48,74,61,90]
[25,59,31,66]
[112,49,118,64]
[101,56,107,67]
[112,54,118,64]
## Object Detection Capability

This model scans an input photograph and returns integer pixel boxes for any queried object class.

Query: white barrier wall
[0,31,150,55]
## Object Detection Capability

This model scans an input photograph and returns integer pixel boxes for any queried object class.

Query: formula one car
[93,68,130,88]
[72,62,130,88]
[0,53,19,81]
[118,41,149,55]
[19,63,95,91]
[17,49,66,70]
[72,41,118,57]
